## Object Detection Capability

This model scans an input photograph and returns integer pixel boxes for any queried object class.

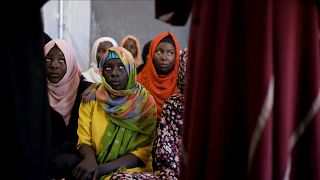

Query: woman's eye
[168,52,173,56]
[45,58,51,62]
[104,67,111,71]
[119,65,125,70]
[59,59,66,63]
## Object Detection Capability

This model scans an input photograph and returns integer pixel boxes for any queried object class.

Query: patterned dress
[110,93,184,180]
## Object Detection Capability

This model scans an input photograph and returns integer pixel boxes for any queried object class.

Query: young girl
[137,32,181,122]
[45,39,92,179]
[73,47,157,179]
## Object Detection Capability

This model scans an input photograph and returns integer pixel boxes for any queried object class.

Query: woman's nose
[160,53,168,61]
[50,59,59,68]
[111,67,119,76]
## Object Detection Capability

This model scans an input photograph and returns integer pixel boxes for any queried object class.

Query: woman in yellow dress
[72,47,157,179]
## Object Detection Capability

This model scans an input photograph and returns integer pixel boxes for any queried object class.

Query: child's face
[123,38,138,58]
[153,42,176,75]
[45,45,67,84]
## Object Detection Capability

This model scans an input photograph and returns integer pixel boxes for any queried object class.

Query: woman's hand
[72,144,98,180]
[72,156,98,180]
[92,165,102,180]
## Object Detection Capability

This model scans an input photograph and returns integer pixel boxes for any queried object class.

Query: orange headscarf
[137,32,180,121]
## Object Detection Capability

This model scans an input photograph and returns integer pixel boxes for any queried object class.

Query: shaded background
[42,0,191,71]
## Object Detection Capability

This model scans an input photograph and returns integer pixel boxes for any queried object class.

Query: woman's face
[103,58,128,90]
[96,41,113,65]
[123,38,137,58]
[153,42,176,75]
[45,45,67,83]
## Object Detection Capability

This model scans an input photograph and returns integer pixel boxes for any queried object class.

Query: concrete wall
[91,0,191,53]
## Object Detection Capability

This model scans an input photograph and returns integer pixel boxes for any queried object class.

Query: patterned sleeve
[153,94,183,179]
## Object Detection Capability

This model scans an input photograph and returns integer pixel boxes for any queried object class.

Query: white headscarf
[83,37,118,83]
[45,39,81,125]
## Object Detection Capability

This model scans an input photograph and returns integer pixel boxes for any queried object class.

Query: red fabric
[155,1,320,180]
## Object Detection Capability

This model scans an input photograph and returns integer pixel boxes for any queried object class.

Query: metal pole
[58,0,63,39]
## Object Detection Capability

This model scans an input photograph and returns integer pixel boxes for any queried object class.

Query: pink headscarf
[44,39,81,125]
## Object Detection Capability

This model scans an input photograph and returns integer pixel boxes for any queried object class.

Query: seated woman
[44,39,92,179]
[137,32,181,122]
[120,35,143,74]
[72,47,157,179]
[110,47,189,180]
[82,37,118,83]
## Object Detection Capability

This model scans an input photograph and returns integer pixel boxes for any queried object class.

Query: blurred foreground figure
[2,0,50,179]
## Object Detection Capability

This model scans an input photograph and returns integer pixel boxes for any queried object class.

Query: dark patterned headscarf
[177,47,188,93]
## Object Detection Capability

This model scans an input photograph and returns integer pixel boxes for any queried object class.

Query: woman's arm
[72,98,98,179]
[72,144,98,179]
[92,153,143,179]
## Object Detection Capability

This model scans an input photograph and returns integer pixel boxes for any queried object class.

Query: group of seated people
[45,31,188,180]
